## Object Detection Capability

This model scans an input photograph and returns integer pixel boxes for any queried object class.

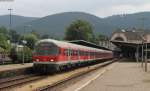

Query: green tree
[97,33,108,41]
[0,26,9,35]
[0,34,10,50]
[30,30,40,39]
[9,30,21,43]
[17,47,32,63]
[10,46,32,63]
[23,33,38,49]
[0,27,10,51]
[64,20,95,42]
[9,47,18,63]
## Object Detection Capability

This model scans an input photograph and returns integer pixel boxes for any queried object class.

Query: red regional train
[33,39,113,73]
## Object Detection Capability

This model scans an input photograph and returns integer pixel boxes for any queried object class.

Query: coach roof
[36,39,106,52]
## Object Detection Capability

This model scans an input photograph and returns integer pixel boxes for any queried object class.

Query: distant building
[110,29,150,59]
[111,29,150,43]
[11,43,24,52]
[0,47,10,64]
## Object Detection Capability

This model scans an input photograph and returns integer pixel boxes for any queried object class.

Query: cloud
[0,0,150,17]
[92,2,150,17]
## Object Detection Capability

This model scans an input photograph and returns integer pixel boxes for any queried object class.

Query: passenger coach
[33,39,113,72]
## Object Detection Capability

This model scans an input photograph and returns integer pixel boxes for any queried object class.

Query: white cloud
[92,2,150,17]
[0,0,150,17]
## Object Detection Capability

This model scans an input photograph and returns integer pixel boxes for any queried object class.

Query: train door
[67,49,71,62]
[77,49,80,60]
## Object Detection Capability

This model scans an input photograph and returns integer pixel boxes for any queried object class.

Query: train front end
[33,40,60,73]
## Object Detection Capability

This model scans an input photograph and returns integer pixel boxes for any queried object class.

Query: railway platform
[0,63,33,72]
[62,60,150,91]
[80,61,150,91]
[0,63,33,79]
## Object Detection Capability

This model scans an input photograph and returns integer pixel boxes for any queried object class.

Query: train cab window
[35,42,59,56]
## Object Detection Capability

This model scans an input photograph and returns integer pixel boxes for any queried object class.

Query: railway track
[0,59,116,91]
[0,74,46,90]
[35,59,116,91]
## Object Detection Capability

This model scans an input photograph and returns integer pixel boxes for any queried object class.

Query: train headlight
[50,59,54,62]
[36,59,39,62]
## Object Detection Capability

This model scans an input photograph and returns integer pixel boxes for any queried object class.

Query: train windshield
[35,42,59,56]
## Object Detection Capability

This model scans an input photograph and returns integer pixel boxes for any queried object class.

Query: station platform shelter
[110,29,150,62]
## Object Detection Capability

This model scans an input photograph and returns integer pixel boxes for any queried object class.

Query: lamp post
[145,42,148,72]
[141,42,144,67]
[8,8,13,30]
[22,25,31,64]
[8,8,13,42]
[22,40,27,64]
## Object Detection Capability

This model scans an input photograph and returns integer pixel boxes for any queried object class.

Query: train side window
[71,50,73,56]
[69,49,72,56]
[84,51,86,56]
[74,50,76,56]
[69,49,71,56]
[83,51,85,56]
[63,49,66,55]
[64,49,68,56]
[74,50,77,56]
[63,50,65,55]
[73,50,75,56]
[82,51,83,56]
[74,50,75,56]
[72,49,74,56]
[78,50,80,56]
[82,51,84,56]
[81,51,83,56]
[75,50,77,56]
[72,50,74,56]
[67,49,70,56]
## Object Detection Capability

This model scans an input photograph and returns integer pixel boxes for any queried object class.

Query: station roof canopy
[111,40,139,48]
[110,29,150,49]
[69,40,111,50]
[111,40,150,49]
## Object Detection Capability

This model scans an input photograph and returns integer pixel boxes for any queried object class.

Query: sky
[0,0,150,18]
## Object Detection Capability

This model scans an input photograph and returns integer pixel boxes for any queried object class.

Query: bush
[9,47,18,63]
[10,47,32,63]
[17,47,32,63]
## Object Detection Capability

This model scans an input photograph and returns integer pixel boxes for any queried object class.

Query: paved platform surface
[0,63,33,72]
[80,62,150,91]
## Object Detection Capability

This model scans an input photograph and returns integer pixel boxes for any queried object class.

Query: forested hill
[0,15,38,28]
[104,12,150,29]
[0,12,150,38]
[13,12,116,37]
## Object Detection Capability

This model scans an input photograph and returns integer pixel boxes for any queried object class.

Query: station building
[110,29,150,61]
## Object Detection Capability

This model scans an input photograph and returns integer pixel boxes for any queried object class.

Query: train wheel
[67,64,71,69]
[55,65,60,72]
[59,65,65,71]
